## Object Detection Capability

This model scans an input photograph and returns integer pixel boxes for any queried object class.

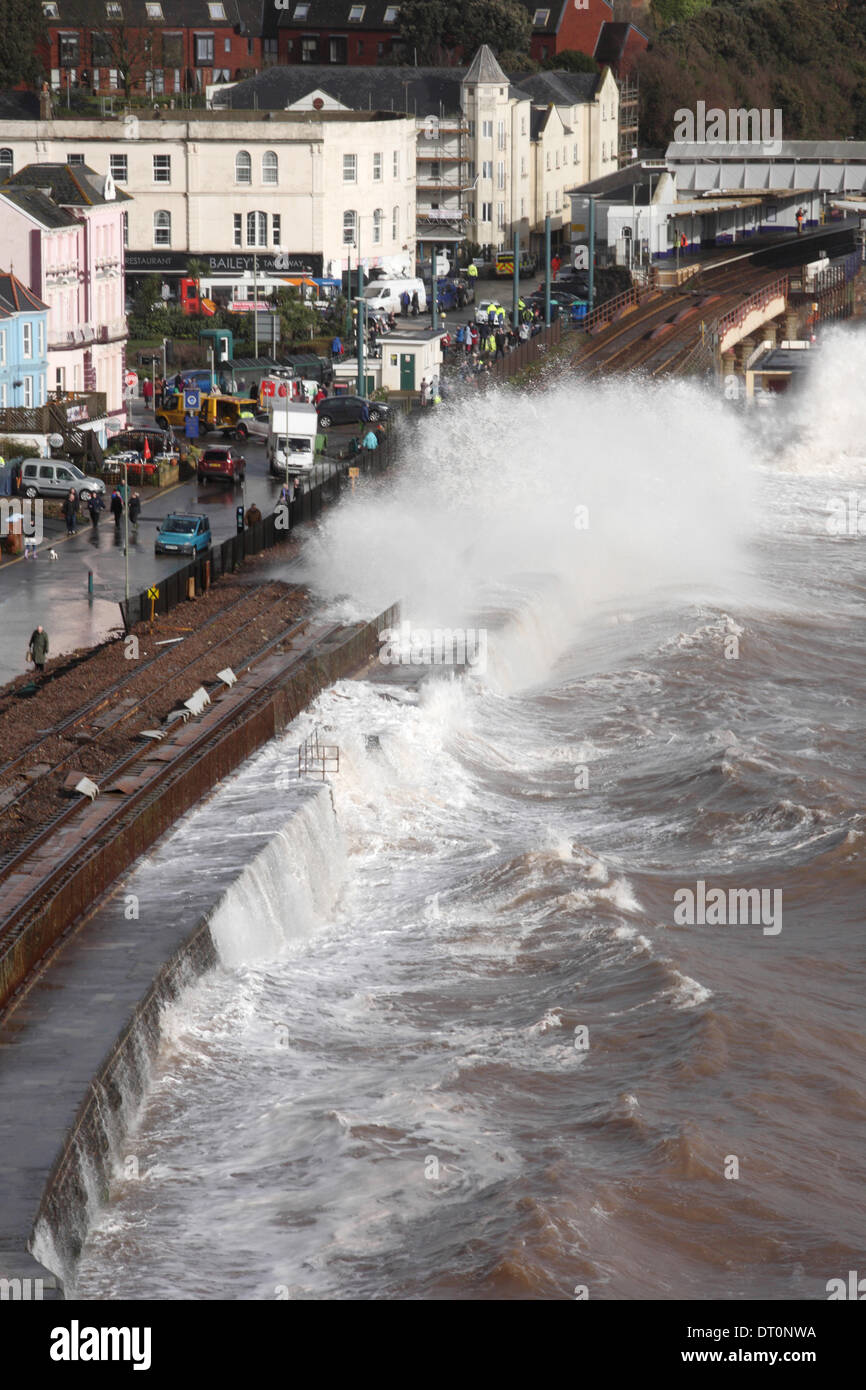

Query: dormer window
[383,4,399,20]
[208,2,227,19]
[533,8,550,23]
[106,1,122,17]
[42,2,59,17]
[348,5,365,20]
[146,2,164,17]
[293,2,310,16]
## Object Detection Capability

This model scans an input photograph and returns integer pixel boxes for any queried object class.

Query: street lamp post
[253,249,259,360]
[122,458,129,608]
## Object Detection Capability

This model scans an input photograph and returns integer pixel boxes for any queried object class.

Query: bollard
[88,569,93,597]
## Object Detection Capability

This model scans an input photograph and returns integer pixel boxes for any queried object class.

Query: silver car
[20,459,106,502]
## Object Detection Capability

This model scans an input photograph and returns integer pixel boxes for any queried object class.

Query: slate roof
[5,162,131,206]
[216,64,467,115]
[0,89,40,121]
[511,71,600,104]
[0,272,49,317]
[0,186,79,230]
[40,0,262,25]
[219,60,600,116]
[463,45,509,86]
[274,1,405,28]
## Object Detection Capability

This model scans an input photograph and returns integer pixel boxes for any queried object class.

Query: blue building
[0,272,49,412]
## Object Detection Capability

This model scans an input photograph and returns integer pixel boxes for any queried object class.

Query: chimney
[40,82,53,121]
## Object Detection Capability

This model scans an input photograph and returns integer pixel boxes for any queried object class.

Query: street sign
[147,586,159,599]
[124,370,137,388]
[185,415,199,438]
[348,467,360,478]
[184,389,201,410]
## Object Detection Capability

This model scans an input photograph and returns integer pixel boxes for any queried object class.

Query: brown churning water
[71,333,866,1300]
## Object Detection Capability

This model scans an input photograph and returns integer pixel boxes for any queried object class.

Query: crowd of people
[53,485,142,539]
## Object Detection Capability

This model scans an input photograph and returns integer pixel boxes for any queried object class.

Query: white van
[267,402,319,478]
[363,278,427,315]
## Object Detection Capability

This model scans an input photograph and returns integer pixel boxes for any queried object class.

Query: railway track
[0,602,318,888]
[0,581,304,860]
[575,265,777,378]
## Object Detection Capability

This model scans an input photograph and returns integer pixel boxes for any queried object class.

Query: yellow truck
[155,391,259,441]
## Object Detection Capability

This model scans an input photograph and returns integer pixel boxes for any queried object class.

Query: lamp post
[253,248,259,360]
[122,457,129,608]
[588,195,596,315]
[544,214,552,327]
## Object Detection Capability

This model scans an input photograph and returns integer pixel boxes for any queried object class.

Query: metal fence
[120,433,393,629]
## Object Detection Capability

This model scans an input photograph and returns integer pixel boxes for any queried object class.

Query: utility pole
[431,244,439,332]
[512,229,519,330]
[253,249,259,360]
[356,295,366,398]
[588,197,596,315]
[544,215,551,327]
[123,458,129,608]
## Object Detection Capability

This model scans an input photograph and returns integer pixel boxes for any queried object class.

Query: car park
[19,459,106,502]
[197,445,246,484]
[155,513,212,556]
[315,395,389,429]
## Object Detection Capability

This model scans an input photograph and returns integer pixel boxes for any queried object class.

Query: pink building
[0,163,129,417]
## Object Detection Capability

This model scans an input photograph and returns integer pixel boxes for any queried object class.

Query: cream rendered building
[0,110,417,297]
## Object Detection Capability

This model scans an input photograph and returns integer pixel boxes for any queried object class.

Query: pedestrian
[154,375,164,409]
[110,488,124,528]
[411,289,419,316]
[314,386,326,405]
[419,376,429,406]
[27,624,49,678]
[400,290,410,318]
[360,399,370,423]
[62,488,77,535]
[466,262,478,282]
[88,493,104,527]
[245,502,262,528]
[174,372,183,392]
[128,491,141,529]
[796,207,805,235]
[291,476,302,527]
[142,376,153,410]
[551,254,561,277]
[362,427,378,454]
[331,335,343,361]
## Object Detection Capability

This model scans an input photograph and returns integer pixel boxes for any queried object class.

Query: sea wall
[0,606,396,1298]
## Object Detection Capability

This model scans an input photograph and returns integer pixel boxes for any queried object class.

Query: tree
[543,49,599,73]
[650,0,713,27]
[397,0,532,65]
[91,23,159,99]
[0,0,46,87]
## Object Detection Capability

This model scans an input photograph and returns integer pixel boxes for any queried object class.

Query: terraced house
[0,274,50,412]
[38,0,264,98]
[0,164,129,415]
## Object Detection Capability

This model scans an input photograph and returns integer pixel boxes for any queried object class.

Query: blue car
[155,513,212,556]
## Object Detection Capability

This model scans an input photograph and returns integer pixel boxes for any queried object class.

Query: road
[0,401,342,689]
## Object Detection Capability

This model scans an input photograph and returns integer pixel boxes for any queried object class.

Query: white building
[211,46,620,260]
[0,109,417,300]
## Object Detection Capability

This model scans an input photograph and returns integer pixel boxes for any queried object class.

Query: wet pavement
[0,402,338,689]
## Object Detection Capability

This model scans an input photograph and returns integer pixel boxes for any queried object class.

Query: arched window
[262,150,278,185]
[392,204,399,241]
[343,209,357,245]
[246,210,266,246]
[372,208,383,245]
[153,210,171,246]
[0,148,13,181]
[235,150,251,184]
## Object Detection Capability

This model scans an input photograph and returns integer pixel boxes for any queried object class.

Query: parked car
[475,299,503,325]
[19,459,106,502]
[315,395,389,429]
[197,445,246,485]
[155,513,212,556]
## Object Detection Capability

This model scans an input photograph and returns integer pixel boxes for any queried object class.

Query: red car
[197,445,246,485]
